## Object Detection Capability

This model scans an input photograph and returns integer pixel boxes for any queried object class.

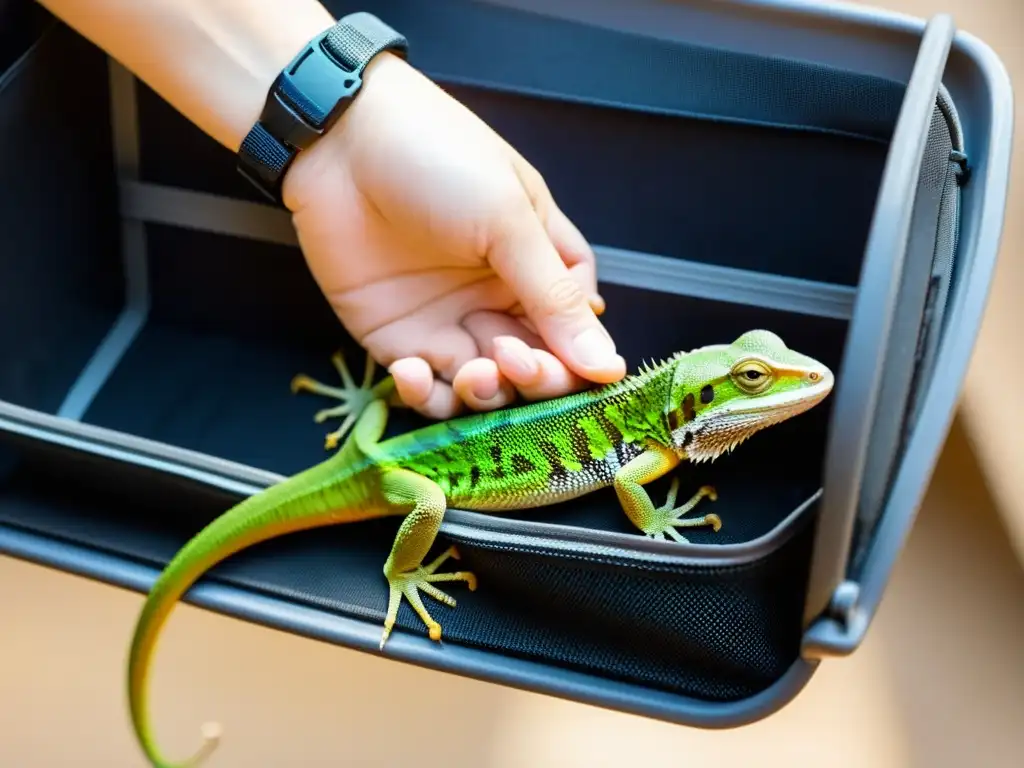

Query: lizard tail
[126,455,368,767]
[127,536,234,768]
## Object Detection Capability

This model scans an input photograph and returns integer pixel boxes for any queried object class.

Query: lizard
[124,328,833,768]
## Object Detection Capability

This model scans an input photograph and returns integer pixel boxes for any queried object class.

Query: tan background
[3,0,1023,765]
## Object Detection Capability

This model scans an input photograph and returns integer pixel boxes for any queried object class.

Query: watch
[237,12,409,202]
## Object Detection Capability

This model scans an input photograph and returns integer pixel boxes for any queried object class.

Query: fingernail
[572,327,617,369]
[589,293,606,316]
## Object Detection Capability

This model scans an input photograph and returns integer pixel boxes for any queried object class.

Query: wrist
[280,50,408,208]
[211,4,336,151]
[237,13,410,206]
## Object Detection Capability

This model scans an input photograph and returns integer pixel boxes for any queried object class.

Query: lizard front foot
[643,478,721,543]
[380,546,478,650]
[291,349,378,450]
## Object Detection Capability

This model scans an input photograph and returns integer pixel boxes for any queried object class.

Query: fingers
[388,357,432,405]
[385,330,590,419]
[461,309,545,356]
[367,321,483,384]
[546,201,601,308]
[417,326,484,383]
[451,358,517,411]
[448,343,586,411]
[461,310,588,401]
[390,353,517,417]
[378,324,478,420]
[512,156,604,313]
[494,337,588,401]
[485,196,626,385]
[389,357,464,420]
[568,261,603,316]
[379,318,525,417]
[490,336,542,387]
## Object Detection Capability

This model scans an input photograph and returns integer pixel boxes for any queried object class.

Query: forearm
[36,0,335,150]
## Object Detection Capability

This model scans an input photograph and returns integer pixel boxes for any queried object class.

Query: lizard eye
[732,360,773,393]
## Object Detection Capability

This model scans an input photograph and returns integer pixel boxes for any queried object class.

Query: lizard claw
[380,547,477,650]
[291,350,378,450]
[644,478,721,543]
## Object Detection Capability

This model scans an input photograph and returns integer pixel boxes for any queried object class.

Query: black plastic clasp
[263,35,364,151]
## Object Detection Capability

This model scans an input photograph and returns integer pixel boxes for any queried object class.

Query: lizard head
[666,329,834,463]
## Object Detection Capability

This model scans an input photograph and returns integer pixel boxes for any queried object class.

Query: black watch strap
[237,12,408,202]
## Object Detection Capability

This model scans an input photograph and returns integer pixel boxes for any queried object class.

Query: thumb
[486,201,626,384]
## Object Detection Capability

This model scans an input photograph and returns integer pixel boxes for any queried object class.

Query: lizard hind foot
[290,349,378,450]
[644,478,721,544]
[379,546,478,650]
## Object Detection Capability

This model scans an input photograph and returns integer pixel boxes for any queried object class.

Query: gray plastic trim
[56,60,150,420]
[0,522,818,729]
[803,14,955,628]
[0,400,275,497]
[119,180,299,248]
[56,310,148,421]
[595,246,854,319]
[803,26,1015,657]
[118,180,857,320]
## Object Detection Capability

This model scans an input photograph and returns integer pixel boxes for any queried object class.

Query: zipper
[443,487,821,570]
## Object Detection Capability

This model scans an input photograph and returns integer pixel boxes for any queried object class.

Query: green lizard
[125,329,833,767]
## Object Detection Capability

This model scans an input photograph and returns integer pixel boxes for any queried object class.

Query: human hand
[282,52,626,419]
